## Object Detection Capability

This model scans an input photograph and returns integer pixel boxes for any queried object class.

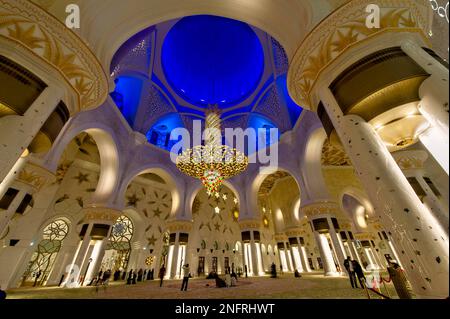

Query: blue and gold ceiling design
[110,15,302,152]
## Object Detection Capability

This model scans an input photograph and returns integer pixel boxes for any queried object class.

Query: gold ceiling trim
[321,138,351,166]
[375,114,429,151]
[165,220,193,233]
[238,219,261,231]
[346,76,427,121]
[257,171,290,197]
[81,207,122,224]
[0,101,17,117]
[300,201,340,218]
[0,0,108,112]
[16,162,55,191]
[287,0,431,109]
[393,150,428,170]
[354,232,376,241]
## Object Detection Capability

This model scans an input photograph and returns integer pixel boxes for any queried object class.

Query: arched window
[110,215,134,244]
[103,215,134,271]
[22,219,70,287]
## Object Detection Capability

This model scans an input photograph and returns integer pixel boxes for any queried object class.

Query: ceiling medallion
[176,105,248,195]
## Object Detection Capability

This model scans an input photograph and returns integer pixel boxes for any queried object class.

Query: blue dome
[162,15,264,107]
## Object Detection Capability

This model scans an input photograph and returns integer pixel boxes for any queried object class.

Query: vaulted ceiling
[109,15,303,151]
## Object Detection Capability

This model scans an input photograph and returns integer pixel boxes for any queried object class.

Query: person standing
[352,259,366,289]
[270,263,277,278]
[126,269,133,285]
[180,264,190,291]
[0,286,6,300]
[159,265,166,287]
[344,256,358,288]
[150,268,154,280]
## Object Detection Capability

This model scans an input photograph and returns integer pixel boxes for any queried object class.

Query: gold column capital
[300,201,340,219]
[338,219,353,231]
[165,219,193,233]
[392,150,428,170]
[16,162,56,192]
[354,232,376,241]
[284,227,304,237]
[81,206,121,224]
[274,233,287,242]
[238,218,261,231]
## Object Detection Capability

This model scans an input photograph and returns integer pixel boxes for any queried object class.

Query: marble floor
[5,273,398,299]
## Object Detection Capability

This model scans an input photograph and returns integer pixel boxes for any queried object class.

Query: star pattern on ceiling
[73,172,90,184]
[147,235,157,246]
[153,207,163,218]
[126,193,140,207]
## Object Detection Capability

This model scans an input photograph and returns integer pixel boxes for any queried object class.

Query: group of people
[215,268,238,288]
[343,256,366,289]
[126,268,155,285]
[89,268,156,288]
[89,269,111,287]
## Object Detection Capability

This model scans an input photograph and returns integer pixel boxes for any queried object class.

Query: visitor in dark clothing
[159,265,166,287]
[0,286,6,299]
[352,260,366,289]
[344,256,358,288]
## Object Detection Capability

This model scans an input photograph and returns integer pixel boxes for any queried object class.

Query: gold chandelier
[176,106,248,195]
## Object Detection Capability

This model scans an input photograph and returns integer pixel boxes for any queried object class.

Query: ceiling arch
[109,15,304,153]
[72,0,313,73]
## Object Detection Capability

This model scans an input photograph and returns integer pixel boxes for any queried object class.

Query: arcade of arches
[0,0,448,299]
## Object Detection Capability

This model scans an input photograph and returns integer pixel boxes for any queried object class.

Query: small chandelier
[176,106,248,195]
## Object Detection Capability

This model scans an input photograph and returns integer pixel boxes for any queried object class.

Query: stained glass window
[22,219,69,287]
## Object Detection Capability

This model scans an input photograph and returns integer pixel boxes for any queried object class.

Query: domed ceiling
[162,15,264,107]
[110,15,303,152]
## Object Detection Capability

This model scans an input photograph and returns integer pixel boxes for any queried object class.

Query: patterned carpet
[5,273,398,299]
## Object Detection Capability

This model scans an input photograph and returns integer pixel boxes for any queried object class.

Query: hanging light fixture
[176,105,248,195]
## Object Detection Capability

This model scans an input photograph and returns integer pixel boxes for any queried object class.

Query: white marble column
[319,86,449,298]
[0,154,27,200]
[312,231,338,276]
[298,239,310,272]
[0,86,62,182]
[68,223,93,286]
[345,231,360,263]
[327,217,346,274]
[170,232,180,279]
[86,226,113,282]
[401,41,449,174]
[0,189,28,236]
[283,242,294,272]
[401,41,449,123]
[290,243,303,272]
[45,242,77,286]
[250,231,260,276]
[393,150,449,234]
